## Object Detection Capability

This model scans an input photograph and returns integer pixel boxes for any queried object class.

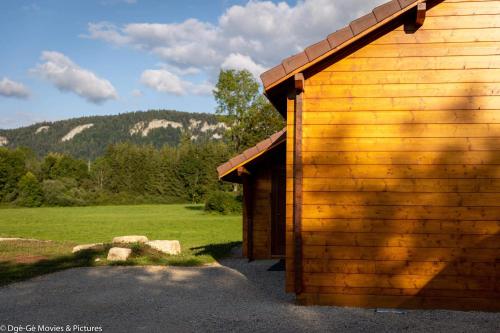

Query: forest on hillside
[0,110,226,160]
[0,70,284,211]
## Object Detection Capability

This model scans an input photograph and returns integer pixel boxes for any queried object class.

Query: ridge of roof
[217,128,286,179]
[260,0,424,91]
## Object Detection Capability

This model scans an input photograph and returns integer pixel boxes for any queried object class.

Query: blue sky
[0,0,382,129]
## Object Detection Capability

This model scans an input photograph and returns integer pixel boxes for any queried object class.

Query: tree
[159,145,185,199]
[41,153,89,183]
[214,69,284,153]
[17,172,43,207]
[0,148,28,202]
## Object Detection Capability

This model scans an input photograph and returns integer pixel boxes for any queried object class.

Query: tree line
[0,138,230,207]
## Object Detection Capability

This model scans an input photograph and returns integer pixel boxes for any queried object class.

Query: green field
[0,204,242,285]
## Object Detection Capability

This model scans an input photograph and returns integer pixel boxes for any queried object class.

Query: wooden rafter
[416,2,426,26]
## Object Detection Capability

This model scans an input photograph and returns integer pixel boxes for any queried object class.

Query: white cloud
[85,0,385,92]
[32,51,117,104]
[85,22,131,45]
[0,78,30,99]
[140,69,185,95]
[159,64,201,76]
[140,69,212,96]
[221,53,266,78]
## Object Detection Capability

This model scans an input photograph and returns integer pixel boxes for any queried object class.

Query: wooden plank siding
[241,144,286,260]
[248,167,272,259]
[287,0,500,310]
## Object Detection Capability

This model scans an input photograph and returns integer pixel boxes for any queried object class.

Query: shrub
[204,191,242,214]
[42,178,87,206]
[17,172,43,207]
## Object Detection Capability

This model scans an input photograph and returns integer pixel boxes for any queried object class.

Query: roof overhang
[217,129,286,183]
[260,0,428,111]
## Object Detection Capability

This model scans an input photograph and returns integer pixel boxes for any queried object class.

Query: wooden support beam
[293,73,304,294]
[242,174,254,262]
[237,167,250,177]
[294,73,305,93]
[416,2,426,26]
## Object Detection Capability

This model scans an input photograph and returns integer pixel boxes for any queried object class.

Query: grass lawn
[0,204,242,285]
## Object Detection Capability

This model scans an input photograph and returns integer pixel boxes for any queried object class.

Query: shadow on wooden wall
[303,87,500,311]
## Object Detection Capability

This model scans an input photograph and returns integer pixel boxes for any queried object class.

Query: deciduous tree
[214,69,284,153]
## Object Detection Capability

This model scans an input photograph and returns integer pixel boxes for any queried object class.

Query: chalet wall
[286,0,500,310]
[242,165,272,259]
[243,148,285,259]
[251,166,272,259]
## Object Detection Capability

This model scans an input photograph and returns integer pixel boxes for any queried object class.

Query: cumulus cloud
[85,0,384,93]
[221,53,266,78]
[85,22,131,45]
[140,69,212,96]
[0,78,30,99]
[32,51,117,104]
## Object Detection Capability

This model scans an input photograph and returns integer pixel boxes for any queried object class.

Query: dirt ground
[0,259,498,333]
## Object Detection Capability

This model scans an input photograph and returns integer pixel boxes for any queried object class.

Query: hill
[0,110,227,160]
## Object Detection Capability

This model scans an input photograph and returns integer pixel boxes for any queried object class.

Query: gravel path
[0,259,498,332]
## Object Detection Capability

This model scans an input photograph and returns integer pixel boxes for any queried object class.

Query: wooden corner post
[293,73,304,294]
[239,167,254,262]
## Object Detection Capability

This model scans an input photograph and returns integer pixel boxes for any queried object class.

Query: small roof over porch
[217,128,286,183]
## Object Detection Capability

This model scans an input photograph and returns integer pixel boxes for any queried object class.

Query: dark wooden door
[271,167,286,257]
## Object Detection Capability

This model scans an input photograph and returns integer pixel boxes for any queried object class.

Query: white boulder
[112,235,149,244]
[146,240,181,255]
[72,243,104,253]
[107,247,132,261]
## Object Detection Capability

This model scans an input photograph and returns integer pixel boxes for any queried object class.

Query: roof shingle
[217,128,286,179]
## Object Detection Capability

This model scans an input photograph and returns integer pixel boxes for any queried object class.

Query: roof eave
[260,0,425,93]
[217,129,286,181]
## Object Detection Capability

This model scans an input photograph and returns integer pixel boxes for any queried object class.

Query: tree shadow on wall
[304,78,500,311]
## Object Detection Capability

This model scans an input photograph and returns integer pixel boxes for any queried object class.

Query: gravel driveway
[0,259,498,333]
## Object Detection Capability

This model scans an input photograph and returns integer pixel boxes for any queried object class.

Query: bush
[42,178,87,206]
[204,191,242,214]
[17,172,43,207]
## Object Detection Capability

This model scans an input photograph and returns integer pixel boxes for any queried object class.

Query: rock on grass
[146,240,181,255]
[112,236,149,244]
[72,243,105,253]
[107,247,132,261]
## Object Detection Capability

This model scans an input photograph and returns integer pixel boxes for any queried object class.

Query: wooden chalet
[218,0,500,311]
